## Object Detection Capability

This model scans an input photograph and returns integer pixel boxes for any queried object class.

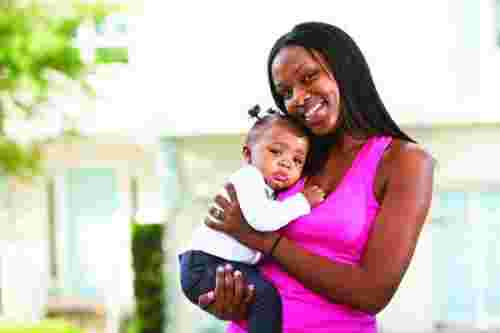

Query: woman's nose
[293,85,307,103]
[290,85,311,115]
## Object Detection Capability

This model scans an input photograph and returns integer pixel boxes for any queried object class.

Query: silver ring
[213,208,224,220]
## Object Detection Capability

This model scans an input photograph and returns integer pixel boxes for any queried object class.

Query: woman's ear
[242,145,252,163]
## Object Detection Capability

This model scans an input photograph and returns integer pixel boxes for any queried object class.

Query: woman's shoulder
[388,139,434,165]
[373,138,434,202]
[383,138,435,181]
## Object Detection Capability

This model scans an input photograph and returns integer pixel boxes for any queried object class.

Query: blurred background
[0,0,499,332]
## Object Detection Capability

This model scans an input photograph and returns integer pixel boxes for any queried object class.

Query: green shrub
[131,223,166,333]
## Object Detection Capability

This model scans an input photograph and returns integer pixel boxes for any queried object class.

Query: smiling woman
[199,22,435,333]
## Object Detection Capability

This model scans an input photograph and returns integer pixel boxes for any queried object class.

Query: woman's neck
[331,134,368,155]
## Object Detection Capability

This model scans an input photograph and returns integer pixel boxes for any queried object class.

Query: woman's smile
[304,99,327,126]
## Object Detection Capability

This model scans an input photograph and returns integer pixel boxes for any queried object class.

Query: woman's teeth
[305,102,323,121]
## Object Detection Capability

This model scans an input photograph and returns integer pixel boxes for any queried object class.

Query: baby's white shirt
[184,164,310,264]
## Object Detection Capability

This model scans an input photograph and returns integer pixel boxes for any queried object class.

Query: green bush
[0,319,83,333]
[131,223,166,333]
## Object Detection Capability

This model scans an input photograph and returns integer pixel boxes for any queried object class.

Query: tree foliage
[0,0,121,178]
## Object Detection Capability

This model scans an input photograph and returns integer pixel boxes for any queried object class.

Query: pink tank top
[227,136,393,333]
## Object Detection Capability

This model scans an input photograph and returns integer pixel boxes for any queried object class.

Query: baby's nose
[279,159,291,168]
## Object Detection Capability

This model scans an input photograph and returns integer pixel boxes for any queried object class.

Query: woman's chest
[282,179,379,260]
[308,152,388,202]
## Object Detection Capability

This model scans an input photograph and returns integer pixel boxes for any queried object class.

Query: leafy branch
[0,0,123,178]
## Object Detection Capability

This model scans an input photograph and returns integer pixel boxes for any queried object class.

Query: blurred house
[0,1,498,333]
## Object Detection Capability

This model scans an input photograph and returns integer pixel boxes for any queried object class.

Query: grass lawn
[0,319,83,333]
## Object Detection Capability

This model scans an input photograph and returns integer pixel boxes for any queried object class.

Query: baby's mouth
[272,172,289,182]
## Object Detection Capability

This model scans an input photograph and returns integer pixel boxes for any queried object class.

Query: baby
[179,106,324,333]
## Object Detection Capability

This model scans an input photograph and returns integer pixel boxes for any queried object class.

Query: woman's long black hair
[267,22,415,173]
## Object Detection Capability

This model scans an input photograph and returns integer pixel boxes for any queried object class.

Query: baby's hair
[245,104,309,146]
[247,104,280,120]
[245,104,286,147]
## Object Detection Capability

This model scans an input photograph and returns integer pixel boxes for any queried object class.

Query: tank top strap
[357,136,393,173]
[360,136,392,163]
[353,136,393,203]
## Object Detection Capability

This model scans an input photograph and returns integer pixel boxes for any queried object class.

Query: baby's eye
[269,149,282,155]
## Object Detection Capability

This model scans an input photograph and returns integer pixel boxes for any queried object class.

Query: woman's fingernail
[207,291,215,299]
[225,263,233,270]
[234,270,241,277]
[248,284,255,291]
[217,266,224,273]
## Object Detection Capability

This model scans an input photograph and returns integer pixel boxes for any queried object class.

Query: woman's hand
[205,183,278,253]
[197,263,255,320]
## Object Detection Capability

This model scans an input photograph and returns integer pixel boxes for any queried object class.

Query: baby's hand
[302,185,326,208]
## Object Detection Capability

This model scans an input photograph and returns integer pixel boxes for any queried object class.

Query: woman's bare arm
[207,144,435,315]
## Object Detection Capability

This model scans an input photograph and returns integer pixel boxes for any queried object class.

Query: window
[431,190,500,329]
[497,0,500,46]
[62,168,119,299]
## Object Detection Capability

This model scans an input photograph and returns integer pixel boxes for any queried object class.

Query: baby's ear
[242,145,252,163]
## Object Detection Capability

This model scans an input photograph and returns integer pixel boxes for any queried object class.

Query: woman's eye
[303,72,318,83]
[294,158,304,166]
[281,89,292,100]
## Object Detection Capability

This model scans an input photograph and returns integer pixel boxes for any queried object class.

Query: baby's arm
[245,193,310,231]
[249,185,325,231]
[231,167,323,232]
[301,185,326,208]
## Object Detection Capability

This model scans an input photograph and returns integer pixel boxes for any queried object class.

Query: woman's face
[271,46,341,136]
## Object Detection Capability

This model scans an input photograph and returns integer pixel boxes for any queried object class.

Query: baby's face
[246,121,309,191]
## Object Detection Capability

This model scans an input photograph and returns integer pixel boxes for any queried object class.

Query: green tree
[0,0,122,178]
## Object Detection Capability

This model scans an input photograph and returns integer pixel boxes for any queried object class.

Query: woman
[201,22,434,332]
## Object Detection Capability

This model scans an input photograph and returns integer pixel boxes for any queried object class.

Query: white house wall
[0,176,50,321]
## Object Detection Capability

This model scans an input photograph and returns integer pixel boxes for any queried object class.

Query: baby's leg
[179,250,223,305]
[233,263,282,333]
